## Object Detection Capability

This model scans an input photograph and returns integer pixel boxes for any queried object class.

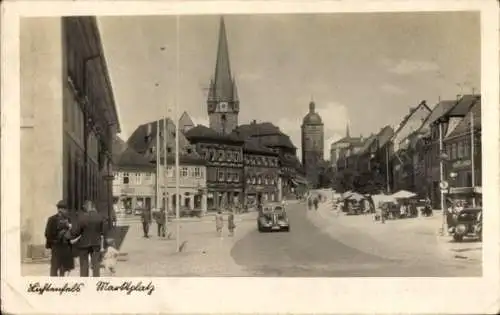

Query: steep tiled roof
[243,138,278,155]
[233,121,297,149]
[234,121,281,137]
[127,118,191,155]
[391,101,432,149]
[358,134,377,154]
[112,135,128,164]
[417,99,458,133]
[445,99,481,140]
[445,94,480,117]
[116,147,155,170]
[184,124,243,143]
[178,111,195,132]
[332,136,364,146]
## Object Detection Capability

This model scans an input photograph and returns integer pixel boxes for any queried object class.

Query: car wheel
[453,234,464,242]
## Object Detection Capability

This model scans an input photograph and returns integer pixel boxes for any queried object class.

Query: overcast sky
[98,12,480,160]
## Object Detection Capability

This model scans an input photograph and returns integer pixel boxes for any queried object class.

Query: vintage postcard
[1,0,499,314]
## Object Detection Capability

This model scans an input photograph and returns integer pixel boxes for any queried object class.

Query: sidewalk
[23,212,257,277]
[308,202,482,265]
[116,214,256,276]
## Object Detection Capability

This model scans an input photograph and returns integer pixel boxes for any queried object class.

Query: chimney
[456,94,462,101]
[360,135,364,142]
[147,123,152,137]
[252,119,257,125]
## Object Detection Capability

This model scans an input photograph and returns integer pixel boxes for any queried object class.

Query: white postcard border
[1,1,499,314]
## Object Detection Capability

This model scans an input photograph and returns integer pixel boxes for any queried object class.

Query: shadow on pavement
[111,225,130,250]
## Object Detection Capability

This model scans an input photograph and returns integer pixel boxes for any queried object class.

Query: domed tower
[301,101,324,188]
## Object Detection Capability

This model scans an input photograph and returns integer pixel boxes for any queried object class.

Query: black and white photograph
[2,1,500,314]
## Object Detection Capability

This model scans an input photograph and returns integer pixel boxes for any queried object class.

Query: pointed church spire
[346,122,350,138]
[208,79,216,101]
[232,77,239,102]
[214,16,233,101]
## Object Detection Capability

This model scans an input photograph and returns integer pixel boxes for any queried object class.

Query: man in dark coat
[44,200,73,276]
[72,200,108,277]
[141,208,152,238]
[155,208,167,238]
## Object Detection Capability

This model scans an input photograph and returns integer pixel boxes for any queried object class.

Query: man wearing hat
[44,200,72,276]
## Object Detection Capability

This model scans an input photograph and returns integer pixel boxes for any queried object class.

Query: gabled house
[444,97,481,193]
[422,94,479,208]
[389,100,432,193]
[366,126,394,193]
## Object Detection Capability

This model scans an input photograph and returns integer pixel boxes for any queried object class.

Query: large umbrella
[391,190,417,199]
[346,192,365,202]
[372,194,396,206]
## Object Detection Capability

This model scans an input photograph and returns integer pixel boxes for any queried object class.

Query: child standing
[102,238,119,276]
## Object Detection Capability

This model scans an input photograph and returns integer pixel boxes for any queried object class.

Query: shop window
[123,172,129,184]
[217,170,225,182]
[181,167,188,177]
[194,167,201,178]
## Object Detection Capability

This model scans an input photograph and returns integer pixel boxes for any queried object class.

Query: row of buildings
[112,17,308,214]
[330,94,481,209]
[20,17,121,259]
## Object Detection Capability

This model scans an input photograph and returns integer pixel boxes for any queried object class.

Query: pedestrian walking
[71,200,108,277]
[215,210,224,237]
[313,197,319,211]
[227,210,236,237]
[155,208,167,238]
[307,197,313,210]
[44,200,76,277]
[141,208,152,238]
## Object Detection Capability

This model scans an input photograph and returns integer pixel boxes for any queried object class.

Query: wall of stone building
[20,18,65,259]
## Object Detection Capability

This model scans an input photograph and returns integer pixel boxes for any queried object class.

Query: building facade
[185,125,244,210]
[20,17,120,259]
[301,101,324,188]
[443,98,481,191]
[234,121,307,199]
[243,138,280,204]
[113,147,156,212]
[126,116,208,213]
[416,95,479,208]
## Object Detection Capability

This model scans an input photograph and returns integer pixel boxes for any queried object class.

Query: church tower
[301,100,324,188]
[207,17,239,135]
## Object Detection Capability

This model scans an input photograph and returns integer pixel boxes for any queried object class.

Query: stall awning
[290,176,308,186]
[448,186,482,195]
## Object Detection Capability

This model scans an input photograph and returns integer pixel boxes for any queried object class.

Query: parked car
[257,204,290,232]
[448,207,482,242]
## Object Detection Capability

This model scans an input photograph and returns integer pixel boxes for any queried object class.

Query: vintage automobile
[257,204,290,232]
[448,207,482,242]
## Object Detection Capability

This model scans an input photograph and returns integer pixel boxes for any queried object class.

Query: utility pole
[439,122,447,235]
[385,145,390,193]
[470,88,476,207]
[155,120,161,209]
[164,116,168,213]
[175,16,181,252]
